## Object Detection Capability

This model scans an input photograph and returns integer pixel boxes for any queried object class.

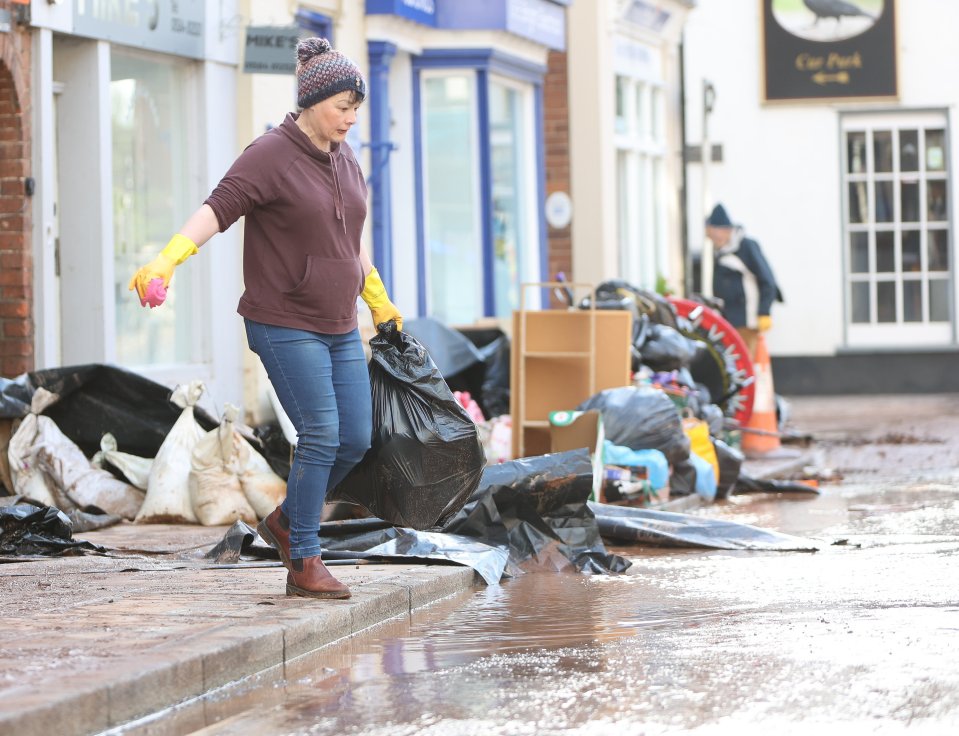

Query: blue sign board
[366,0,438,27]
[367,0,567,50]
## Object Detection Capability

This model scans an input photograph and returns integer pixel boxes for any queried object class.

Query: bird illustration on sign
[772,0,883,42]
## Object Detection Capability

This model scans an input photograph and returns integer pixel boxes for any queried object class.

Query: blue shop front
[361,0,569,325]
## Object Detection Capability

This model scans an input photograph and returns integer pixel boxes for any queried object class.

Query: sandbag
[189,404,258,526]
[328,329,486,530]
[92,433,152,490]
[8,390,144,519]
[237,433,286,518]
[136,381,205,523]
[7,389,66,509]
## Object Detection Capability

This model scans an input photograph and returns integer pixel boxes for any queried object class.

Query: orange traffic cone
[741,334,780,456]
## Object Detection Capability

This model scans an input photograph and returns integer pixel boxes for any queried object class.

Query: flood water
[162,479,959,735]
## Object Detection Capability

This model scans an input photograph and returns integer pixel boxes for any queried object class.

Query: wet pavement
[112,395,959,735]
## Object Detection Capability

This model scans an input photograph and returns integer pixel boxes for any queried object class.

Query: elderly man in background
[705,203,783,360]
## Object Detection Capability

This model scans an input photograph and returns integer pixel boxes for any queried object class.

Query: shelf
[521,420,551,428]
[525,351,591,358]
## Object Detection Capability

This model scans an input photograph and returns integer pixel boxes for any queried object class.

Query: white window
[615,74,667,290]
[420,72,483,325]
[419,69,538,323]
[842,112,953,347]
[111,48,204,366]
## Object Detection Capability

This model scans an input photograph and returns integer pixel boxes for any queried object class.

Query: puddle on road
[117,485,959,736]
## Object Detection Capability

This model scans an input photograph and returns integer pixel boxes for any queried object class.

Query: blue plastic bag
[602,441,669,490]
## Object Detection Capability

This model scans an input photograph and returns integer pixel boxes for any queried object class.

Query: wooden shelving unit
[510,283,633,459]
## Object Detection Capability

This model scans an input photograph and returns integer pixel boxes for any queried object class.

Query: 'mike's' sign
[762,0,897,102]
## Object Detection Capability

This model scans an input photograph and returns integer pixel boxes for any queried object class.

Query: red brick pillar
[543,49,572,307]
[0,15,33,378]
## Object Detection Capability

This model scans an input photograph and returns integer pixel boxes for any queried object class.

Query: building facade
[566,0,694,295]
[683,0,959,393]
[9,0,698,419]
[26,0,244,410]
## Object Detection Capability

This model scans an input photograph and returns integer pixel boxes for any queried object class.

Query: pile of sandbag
[135,382,285,525]
[7,389,144,519]
[5,378,285,527]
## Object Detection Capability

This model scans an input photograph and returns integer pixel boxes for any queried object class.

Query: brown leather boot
[287,556,351,599]
[257,506,291,568]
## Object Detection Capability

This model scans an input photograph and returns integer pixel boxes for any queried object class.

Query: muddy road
[118,395,959,736]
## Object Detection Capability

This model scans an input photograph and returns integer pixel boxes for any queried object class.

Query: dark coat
[712,233,783,328]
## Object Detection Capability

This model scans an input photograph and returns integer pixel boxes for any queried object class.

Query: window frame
[840,111,955,348]
[412,50,546,320]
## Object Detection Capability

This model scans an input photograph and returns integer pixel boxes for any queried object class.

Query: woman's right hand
[128,253,176,301]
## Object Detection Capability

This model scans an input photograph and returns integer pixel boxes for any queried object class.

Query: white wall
[683,0,959,358]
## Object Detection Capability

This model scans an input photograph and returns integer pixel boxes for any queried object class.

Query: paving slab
[0,523,479,736]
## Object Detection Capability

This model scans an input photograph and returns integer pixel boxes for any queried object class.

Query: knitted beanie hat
[705,203,733,228]
[296,38,366,109]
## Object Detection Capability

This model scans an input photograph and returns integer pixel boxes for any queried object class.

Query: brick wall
[543,49,571,307]
[0,12,33,377]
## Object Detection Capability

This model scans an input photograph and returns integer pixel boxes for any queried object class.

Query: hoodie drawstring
[330,154,347,233]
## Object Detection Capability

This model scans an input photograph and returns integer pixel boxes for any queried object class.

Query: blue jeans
[244,320,371,559]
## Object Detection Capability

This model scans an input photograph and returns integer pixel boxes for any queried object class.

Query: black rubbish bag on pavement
[638,323,703,372]
[444,449,631,575]
[578,386,690,465]
[328,329,486,530]
[0,497,104,556]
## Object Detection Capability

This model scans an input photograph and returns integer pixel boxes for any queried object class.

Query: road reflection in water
[191,484,959,736]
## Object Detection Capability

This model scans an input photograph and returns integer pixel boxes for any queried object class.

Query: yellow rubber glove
[360,267,403,331]
[758,315,773,332]
[127,234,198,300]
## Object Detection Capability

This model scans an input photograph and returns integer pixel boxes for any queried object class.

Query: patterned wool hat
[296,37,366,109]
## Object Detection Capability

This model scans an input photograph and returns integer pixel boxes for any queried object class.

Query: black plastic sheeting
[734,474,822,496]
[212,449,629,584]
[448,450,630,575]
[328,330,486,530]
[12,364,218,460]
[327,449,629,581]
[588,502,821,551]
[0,374,33,418]
[0,498,105,557]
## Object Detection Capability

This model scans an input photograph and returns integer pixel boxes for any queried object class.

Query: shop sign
[366,0,438,27]
[243,26,304,75]
[74,0,205,59]
[623,1,671,33]
[431,0,566,50]
[762,0,897,102]
[505,0,565,50]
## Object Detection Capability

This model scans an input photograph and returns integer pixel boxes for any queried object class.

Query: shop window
[416,59,540,323]
[490,79,534,319]
[842,113,953,346]
[421,73,483,325]
[111,49,199,366]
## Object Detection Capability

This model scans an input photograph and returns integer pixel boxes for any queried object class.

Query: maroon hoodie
[205,113,368,334]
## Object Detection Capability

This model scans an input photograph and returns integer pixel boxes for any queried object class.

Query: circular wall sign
[545,191,573,230]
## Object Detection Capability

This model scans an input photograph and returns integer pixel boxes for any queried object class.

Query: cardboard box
[549,410,605,501]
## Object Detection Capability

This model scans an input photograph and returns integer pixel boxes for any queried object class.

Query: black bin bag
[327,329,486,530]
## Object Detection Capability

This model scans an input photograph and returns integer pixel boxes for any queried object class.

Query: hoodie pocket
[283,255,364,320]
